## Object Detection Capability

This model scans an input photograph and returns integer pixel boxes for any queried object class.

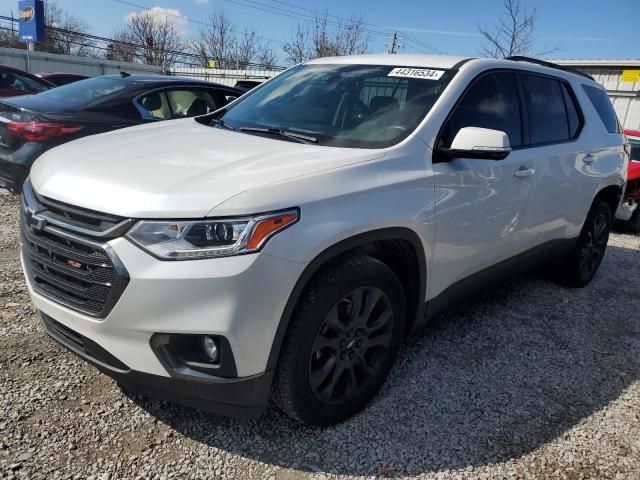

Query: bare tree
[43,2,94,56]
[193,11,276,69]
[231,29,259,69]
[338,13,370,56]
[282,22,311,64]
[106,31,136,63]
[283,13,370,65]
[0,2,95,55]
[193,12,235,68]
[479,0,557,58]
[0,11,21,49]
[118,9,184,68]
[257,46,277,70]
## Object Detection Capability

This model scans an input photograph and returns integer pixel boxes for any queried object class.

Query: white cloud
[195,0,209,4]
[124,7,189,35]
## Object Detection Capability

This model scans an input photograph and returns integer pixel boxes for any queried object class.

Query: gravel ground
[1,188,639,480]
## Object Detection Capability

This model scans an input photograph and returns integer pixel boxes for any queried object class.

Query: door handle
[514,167,535,178]
[583,153,595,164]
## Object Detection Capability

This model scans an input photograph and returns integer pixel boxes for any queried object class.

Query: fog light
[202,336,220,363]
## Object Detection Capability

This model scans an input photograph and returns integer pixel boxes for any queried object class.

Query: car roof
[307,54,470,69]
[102,73,225,85]
[306,54,597,84]
[96,74,242,94]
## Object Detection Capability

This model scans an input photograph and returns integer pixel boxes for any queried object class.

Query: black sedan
[0,74,242,193]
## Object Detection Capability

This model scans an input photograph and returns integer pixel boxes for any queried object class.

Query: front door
[429,71,537,299]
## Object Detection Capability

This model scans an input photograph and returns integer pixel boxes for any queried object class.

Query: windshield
[35,76,128,107]
[218,64,455,148]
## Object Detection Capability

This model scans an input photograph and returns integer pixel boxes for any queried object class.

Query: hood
[30,119,386,218]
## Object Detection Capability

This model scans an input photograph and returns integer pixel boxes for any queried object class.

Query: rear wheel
[273,255,405,426]
[558,200,611,287]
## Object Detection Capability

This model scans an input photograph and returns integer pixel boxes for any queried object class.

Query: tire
[273,254,406,426]
[558,200,612,287]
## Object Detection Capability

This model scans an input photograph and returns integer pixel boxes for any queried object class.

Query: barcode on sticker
[388,68,445,80]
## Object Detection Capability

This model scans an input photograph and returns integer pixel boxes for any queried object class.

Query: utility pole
[386,32,402,54]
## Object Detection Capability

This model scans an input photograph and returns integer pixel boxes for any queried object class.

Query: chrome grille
[20,182,130,318]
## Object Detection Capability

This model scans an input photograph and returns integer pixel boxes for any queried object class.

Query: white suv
[21,54,627,426]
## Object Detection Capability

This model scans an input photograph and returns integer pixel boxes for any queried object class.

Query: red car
[36,72,90,87]
[0,65,54,97]
[617,129,640,233]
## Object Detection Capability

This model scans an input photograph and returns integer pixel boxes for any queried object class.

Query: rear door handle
[583,153,595,164]
[514,167,535,178]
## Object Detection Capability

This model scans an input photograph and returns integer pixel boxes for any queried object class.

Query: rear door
[430,71,540,298]
[517,73,587,244]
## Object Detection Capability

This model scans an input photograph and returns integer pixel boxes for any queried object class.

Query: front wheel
[273,255,405,426]
[558,200,612,287]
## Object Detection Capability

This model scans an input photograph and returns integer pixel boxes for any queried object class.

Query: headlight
[126,209,298,260]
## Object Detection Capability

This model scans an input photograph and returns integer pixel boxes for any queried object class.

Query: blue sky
[1,0,637,63]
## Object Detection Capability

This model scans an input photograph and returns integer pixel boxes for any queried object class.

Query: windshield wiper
[238,127,317,144]
[210,118,235,131]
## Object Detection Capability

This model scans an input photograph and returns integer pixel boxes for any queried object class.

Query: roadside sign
[621,69,640,83]
[208,59,216,69]
[18,0,45,43]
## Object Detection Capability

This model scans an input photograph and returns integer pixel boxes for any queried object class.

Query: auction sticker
[388,68,445,80]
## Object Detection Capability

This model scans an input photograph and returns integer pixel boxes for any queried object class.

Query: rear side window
[582,84,619,133]
[166,89,217,118]
[522,75,578,144]
[561,84,581,138]
[138,91,171,120]
[440,72,523,148]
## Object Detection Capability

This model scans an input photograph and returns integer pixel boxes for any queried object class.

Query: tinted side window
[138,91,171,120]
[522,75,569,144]
[166,89,217,118]
[561,84,581,138]
[0,71,49,94]
[582,84,619,133]
[441,72,522,148]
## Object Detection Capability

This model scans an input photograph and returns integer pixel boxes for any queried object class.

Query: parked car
[0,64,53,97]
[0,74,242,192]
[616,129,640,232]
[36,72,90,86]
[21,55,627,426]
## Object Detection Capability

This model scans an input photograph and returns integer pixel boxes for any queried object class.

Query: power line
[259,0,445,53]
[0,16,284,70]
[110,0,411,49]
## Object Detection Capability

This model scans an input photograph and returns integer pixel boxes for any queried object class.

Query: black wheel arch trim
[265,227,427,371]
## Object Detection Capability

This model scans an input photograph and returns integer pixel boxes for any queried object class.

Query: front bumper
[41,312,274,418]
[23,234,305,416]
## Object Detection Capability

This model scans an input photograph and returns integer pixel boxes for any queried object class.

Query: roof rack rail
[506,56,594,81]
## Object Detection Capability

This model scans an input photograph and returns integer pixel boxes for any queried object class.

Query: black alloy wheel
[578,211,608,279]
[309,286,394,405]
[559,200,611,287]
[273,255,405,426]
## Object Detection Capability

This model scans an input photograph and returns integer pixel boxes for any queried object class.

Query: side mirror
[439,127,511,161]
